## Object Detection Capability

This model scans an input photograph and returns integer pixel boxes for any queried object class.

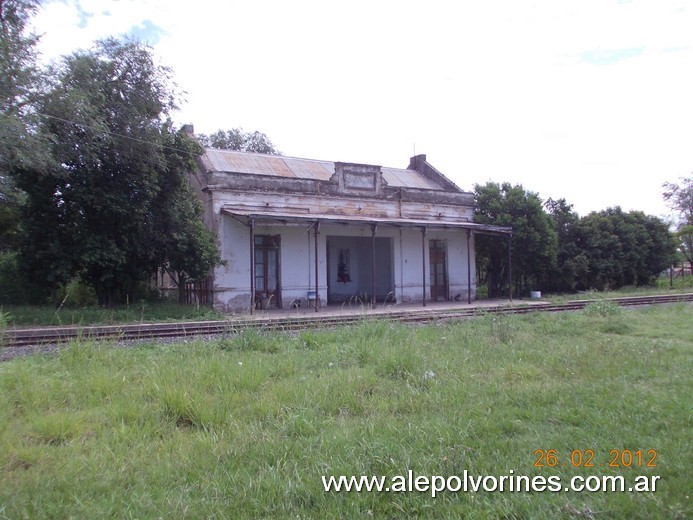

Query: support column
[421,227,427,307]
[314,220,320,312]
[249,218,255,314]
[466,229,472,304]
[371,224,377,308]
[507,233,513,302]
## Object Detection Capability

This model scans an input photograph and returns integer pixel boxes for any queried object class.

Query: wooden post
[249,218,255,314]
[466,229,472,304]
[421,227,427,307]
[507,233,512,302]
[314,220,320,312]
[371,224,377,308]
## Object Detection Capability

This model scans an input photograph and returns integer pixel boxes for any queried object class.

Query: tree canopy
[12,38,221,304]
[475,183,676,296]
[570,208,675,290]
[0,0,44,252]
[197,128,280,154]
[474,182,556,297]
[0,0,41,114]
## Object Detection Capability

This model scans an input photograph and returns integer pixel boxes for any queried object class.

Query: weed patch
[219,328,279,353]
[582,300,624,316]
[27,411,88,445]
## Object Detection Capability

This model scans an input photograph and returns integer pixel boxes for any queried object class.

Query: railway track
[4,293,692,349]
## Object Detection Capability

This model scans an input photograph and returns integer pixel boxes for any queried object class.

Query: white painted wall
[211,215,477,311]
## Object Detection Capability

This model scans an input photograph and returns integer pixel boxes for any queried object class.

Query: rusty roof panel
[205,150,294,177]
[204,149,444,190]
[381,167,442,190]
[281,157,334,181]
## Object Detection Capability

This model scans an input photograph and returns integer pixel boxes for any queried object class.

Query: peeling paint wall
[195,150,482,311]
[211,216,476,311]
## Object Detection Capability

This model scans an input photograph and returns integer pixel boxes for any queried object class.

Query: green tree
[149,125,221,302]
[0,0,54,303]
[0,172,23,251]
[18,38,220,304]
[198,128,280,154]
[662,176,693,266]
[0,0,44,252]
[0,0,40,114]
[545,198,587,292]
[474,182,557,297]
[572,208,675,290]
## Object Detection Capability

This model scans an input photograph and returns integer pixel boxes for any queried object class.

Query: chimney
[181,124,195,137]
[408,154,427,171]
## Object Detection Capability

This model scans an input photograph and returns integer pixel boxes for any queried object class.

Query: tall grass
[3,301,223,327]
[0,308,9,347]
[546,284,693,304]
[0,306,690,518]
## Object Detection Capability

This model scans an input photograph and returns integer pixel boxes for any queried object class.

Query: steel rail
[4,293,692,348]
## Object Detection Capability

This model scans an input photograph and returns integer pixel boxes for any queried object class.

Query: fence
[184,278,210,305]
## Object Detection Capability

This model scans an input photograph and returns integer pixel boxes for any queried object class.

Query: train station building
[187,138,511,312]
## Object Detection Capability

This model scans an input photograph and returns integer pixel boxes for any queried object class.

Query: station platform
[235,297,550,321]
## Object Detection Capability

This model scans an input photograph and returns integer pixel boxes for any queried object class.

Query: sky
[30,0,693,219]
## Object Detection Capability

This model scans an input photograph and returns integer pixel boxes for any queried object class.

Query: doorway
[254,234,281,308]
[326,235,394,303]
[429,239,448,301]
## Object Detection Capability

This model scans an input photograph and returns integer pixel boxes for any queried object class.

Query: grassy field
[1,301,223,327]
[542,282,693,304]
[0,304,690,519]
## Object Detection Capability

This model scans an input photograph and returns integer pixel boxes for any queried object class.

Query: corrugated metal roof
[221,205,512,235]
[381,167,441,190]
[204,149,443,190]
[282,157,334,181]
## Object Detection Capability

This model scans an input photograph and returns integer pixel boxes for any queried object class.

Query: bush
[58,279,99,307]
[0,308,10,347]
[0,252,33,304]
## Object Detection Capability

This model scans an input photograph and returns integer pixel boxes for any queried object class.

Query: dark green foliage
[545,201,675,292]
[0,171,23,251]
[571,208,676,290]
[0,251,38,304]
[545,198,584,292]
[147,126,221,301]
[14,38,220,305]
[0,0,41,114]
[474,182,557,297]
[0,0,45,252]
[18,38,173,303]
[475,184,677,296]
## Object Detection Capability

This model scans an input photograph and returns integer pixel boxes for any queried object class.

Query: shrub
[583,300,623,317]
[0,252,29,304]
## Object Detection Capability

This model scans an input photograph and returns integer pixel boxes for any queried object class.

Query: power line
[33,111,202,157]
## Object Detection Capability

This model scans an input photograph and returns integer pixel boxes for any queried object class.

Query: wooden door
[429,239,448,301]
[254,235,281,308]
